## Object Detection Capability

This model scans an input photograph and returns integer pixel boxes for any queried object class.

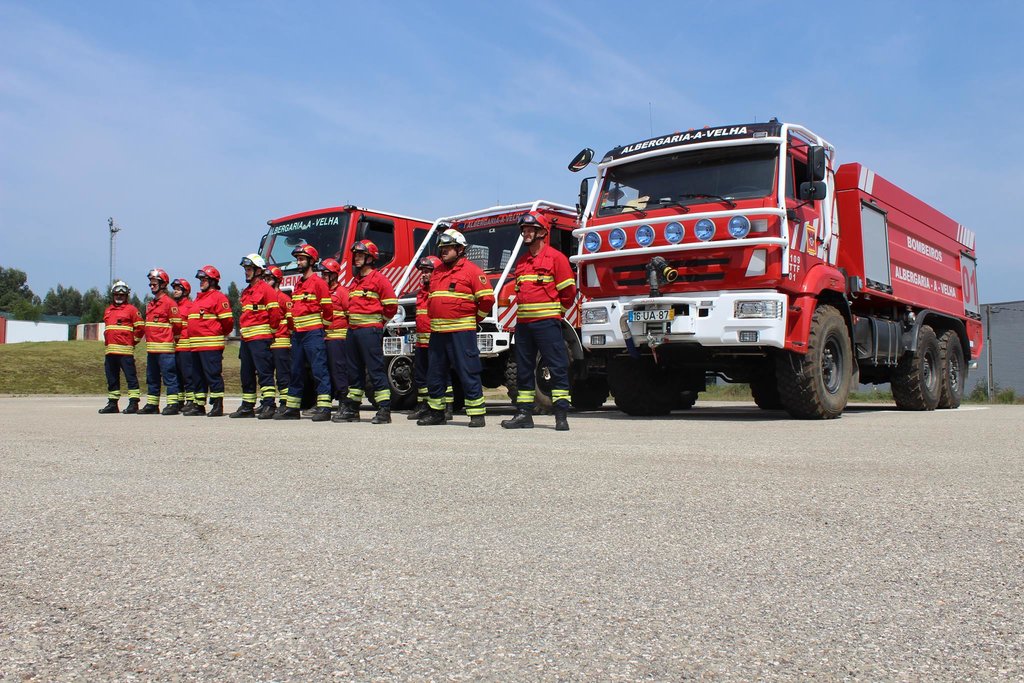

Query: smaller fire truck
[383,201,608,411]
[569,120,982,418]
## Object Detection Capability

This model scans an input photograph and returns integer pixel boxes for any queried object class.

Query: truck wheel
[776,304,852,419]
[608,356,674,416]
[937,330,966,409]
[504,356,518,404]
[571,376,609,410]
[386,355,417,411]
[677,390,697,410]
[892,325,941,411]
[750,370,783,410]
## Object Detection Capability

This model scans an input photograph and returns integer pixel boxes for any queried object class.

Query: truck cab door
[786,145,827,271]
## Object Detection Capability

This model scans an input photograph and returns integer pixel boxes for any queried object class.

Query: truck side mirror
[568,148,594,172]
[258,234,267,253]
[807,145,826,182]
[799,181,827,201]
[577,177,590,218]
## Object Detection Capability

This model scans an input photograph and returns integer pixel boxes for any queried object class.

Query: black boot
[256,402,276,420]
[161,403,181,416]
[98,399,119,414]
[273,405,301,420]
[138,402,159,415]
[501,406,534,429]
[187,402,206,416]
[121,398,139,414]
[444,403,454,421]
[311,406,332,422]
[468,414,486,428]
[554,407,569,432]
[206,397,224,417]
[371,406,391,424]
[178,401,194,415]
[407,400,428,420]
[417,408,446,426]
[229,402,256,418]
[333,400,359,423]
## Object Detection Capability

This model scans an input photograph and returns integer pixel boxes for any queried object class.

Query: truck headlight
[694,218,715,241]
[734,300,783,319]
[583,308,609,324]
[728,215,751,239]
[583,231,602,253]
[609,228,626,250]
[635,224,655,247]
[665,221,684,244]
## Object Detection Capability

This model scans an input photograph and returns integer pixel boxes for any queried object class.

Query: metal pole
[108,217,121,286]
[985,304,993,401]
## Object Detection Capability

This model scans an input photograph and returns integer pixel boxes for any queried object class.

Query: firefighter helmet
[518,213,547,232]
[351,240,379,261]
[266,265,284,282]
[170,278,191,295]
[417,255,442,271]
[240,253,266,270]
[195,265,221,281]
[147,268,169,285]
[111,280,130,295]
[437,228,467,249]
[291,243,319,262]
[320,257,342,275]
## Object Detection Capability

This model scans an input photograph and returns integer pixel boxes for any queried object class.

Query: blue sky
[1,0,1021,302]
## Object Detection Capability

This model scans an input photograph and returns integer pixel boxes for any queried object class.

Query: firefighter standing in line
[140,268,183,415]
[501,213,577,431]
[169,278,196,414]
[418,228,494,427]
[188,265,234,417]
[336,240,397,425]
[262,265,292,419]
[98,280,144,414]
[230,254,282,418]
[319,258,350,414]
[406,256,454,421]
[275,244,333,421]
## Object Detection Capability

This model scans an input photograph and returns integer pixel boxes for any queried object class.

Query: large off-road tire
[776,305,852,419]
[937,330,966,409]
[571,376,609,410]
[892,325,941,411]
[750,369,783,410]
[676,390,697,410]
[608,356,675,416]
[386,355,417,411]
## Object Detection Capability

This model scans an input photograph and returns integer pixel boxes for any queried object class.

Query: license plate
[405,334,416,345]
[628,308,674,323]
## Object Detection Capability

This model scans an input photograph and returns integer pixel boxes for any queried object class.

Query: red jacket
[271,289,292,349]
[144,293,182,354]
[326,283,349,340]
[103,302,143,355]
[513,244,577,323]
[288,273,332,332]
[347,269,397,329]
[174,298,192,351]
[427,258,495,333]
[239,279,282,341]
[415,287,430,348]
[187,289,234,351]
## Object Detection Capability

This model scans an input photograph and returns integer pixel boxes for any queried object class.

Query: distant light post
[108,217,122,286]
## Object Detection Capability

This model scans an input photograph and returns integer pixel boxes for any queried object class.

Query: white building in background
[0,318,69,343]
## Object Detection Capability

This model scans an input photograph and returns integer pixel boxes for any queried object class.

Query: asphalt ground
[1,397,1022,681]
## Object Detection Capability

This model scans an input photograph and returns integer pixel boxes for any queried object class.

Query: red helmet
[266,265,284,282]
[171,278,191,295]
[320,257,342,275]
[417,255,442,271]
[195,265,221,281]
[147,268,169,285]
[351,239,379,261]
[291,244,319,262]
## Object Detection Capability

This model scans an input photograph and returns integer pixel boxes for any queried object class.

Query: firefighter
[140,268,183,415]
[275,244,333,421]
[418,228,494,427]
[335,240,397,425]
[501,213,577,431]
[98,280,143,414]
[230,254,282,418]
[262,265,292,419]
[169,278,196,414]
[319,258,350,414]
[406,256,454,421]
[188,265,234,417]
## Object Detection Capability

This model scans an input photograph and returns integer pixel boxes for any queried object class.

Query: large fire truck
[383,201,609,411]
[568,120,982,418]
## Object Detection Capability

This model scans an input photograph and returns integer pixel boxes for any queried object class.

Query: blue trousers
[239,338,275,405]
[195,349,225,399]
[104,354,140,400]
[272,346,291,404]
[145,353,180,405]
[175,351,195,402]
[514,318,571,409]
[414,346,453,405]
[346,327,389,408]
[288,328,331,409]
[190,352,208,404]
[427,331,484,415]
[325,338,349,402]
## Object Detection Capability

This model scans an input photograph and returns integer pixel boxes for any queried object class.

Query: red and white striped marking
[956,224,976,251]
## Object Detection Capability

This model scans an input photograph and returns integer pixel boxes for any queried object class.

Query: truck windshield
[260,211,349,268]
[598,144,778,217]
[423,223,520,274]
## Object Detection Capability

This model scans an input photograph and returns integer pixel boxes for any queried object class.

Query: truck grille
[611,257,729,287]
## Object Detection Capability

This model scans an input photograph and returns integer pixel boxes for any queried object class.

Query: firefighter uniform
[285,272,333,410]
[143,293,183,411]
[237,278,282,413]
[173,294,196,408]
[101,300,143,407]
[325,282,349,404]
[410,284,454,415]
[270,287,292,410]
[425,257,494,419]
[511,243,577,410]
[188,288,234,408]
[344,270,397,410]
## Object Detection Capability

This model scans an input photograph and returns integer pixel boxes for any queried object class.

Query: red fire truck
[568,120,982,418]
[384,201,609,411]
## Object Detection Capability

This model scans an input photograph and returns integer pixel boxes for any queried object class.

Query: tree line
[0,265,243,326]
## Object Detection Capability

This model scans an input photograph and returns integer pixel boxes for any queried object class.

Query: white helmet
[239,253,267,270]
[111,280,130,295]
[437,228,467,248]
